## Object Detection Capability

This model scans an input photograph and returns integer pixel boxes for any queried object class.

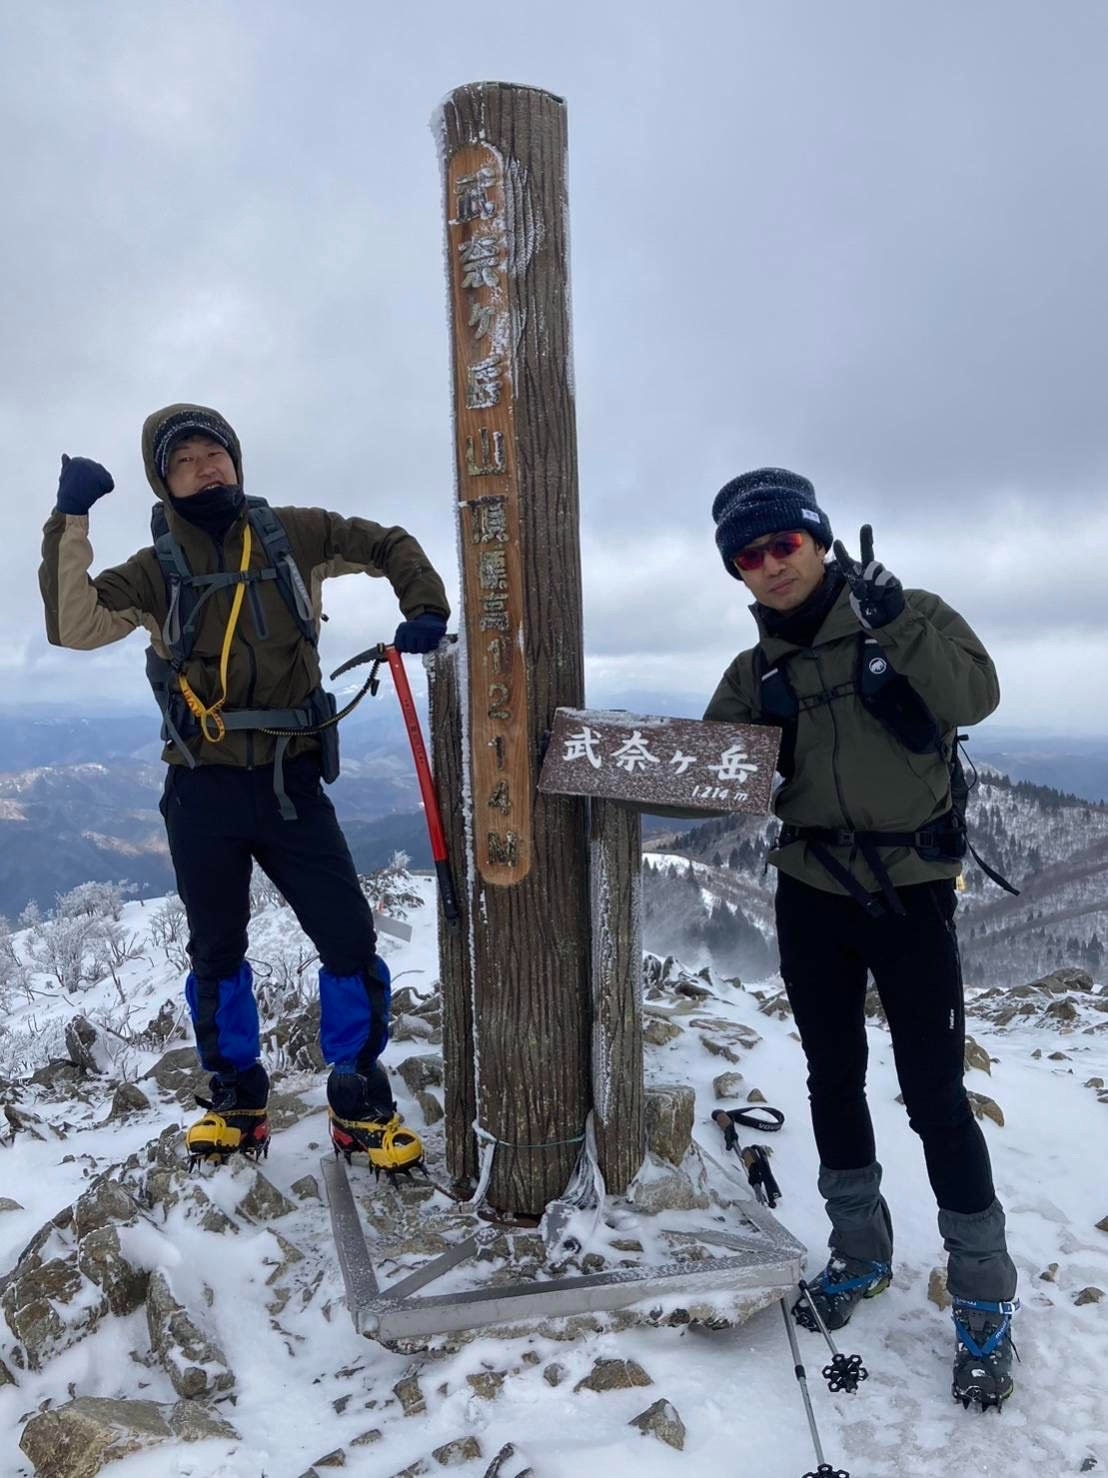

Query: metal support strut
[321,1151,805,1344]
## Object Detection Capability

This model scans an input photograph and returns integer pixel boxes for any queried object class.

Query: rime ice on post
[433,83,590,1216]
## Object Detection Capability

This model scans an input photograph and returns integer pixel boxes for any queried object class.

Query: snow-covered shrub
[88,921,146,1002]
[0,916,31,1009]
[250,872,287,911]
[251,940,318,1020]
[358,852,423,918]
[0,1013,67,1079]
[147,897,190,973]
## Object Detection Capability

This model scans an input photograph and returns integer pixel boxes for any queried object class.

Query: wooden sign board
[539,708,779,815]
[446,141,532,886]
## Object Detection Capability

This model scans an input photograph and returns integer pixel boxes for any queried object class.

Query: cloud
[5,0,1107,732]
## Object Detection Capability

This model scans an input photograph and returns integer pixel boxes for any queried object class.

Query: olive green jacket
[705,583,999,894]
[39,404,450,769]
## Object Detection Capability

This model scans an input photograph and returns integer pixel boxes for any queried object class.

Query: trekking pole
[330,642,460,924]
[780,1300,850,1478]
[711,1107,784,1207]
[384,645,460,924]
[795,1279,868,1395]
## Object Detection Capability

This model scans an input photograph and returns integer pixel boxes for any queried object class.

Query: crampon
[792,1256,891,1332]
[329,1110,427,1182]
[185,1103,270,1168]
[952,1297,1019,1411]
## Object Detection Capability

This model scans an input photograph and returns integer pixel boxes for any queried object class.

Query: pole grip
[435,858,461,923]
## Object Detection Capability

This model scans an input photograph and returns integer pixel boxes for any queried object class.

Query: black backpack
[144,496,338,818]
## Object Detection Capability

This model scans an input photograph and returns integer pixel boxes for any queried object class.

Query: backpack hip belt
[777,817,966,918]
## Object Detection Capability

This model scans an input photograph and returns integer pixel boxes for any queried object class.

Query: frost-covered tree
[0,915,30,1008]
[26,913,99,994]
[55,881,134,922]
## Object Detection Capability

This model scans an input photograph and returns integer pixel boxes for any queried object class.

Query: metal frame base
[322,1154,805,1343]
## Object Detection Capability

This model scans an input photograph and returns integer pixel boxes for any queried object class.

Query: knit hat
[152,407,238,481]
[712,467,832,580]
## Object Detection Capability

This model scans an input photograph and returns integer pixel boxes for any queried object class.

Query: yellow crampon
[328,1110,426,1180]
[185,1106,269,1167]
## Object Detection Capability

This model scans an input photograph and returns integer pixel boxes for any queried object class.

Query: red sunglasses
[733,530,807,572]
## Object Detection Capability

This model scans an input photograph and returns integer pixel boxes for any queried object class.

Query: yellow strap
[177,523,253,745]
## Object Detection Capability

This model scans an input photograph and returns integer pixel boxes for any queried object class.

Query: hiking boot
[185,1063,270,1166]
[951,1297,1019,1410]
[793,1253,892,1332]
[327,1062,425,1180]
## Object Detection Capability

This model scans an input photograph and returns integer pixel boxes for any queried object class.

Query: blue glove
[832,524,906,630]
[393,613,447,654]
[56,455,114,516]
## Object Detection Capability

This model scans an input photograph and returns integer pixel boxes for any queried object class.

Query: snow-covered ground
[1,878,1106,1477]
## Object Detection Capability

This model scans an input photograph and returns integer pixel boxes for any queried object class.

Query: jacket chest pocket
[247,577,271,639]
[903,745,951,807]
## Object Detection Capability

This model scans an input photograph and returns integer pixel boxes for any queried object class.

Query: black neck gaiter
[168,485,246,545]
[758,566,845,649]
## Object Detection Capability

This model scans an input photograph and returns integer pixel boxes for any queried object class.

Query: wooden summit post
[431,83,590,1217]
[540,712,779,1193]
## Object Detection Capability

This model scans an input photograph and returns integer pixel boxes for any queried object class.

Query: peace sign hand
[832,524,905,630]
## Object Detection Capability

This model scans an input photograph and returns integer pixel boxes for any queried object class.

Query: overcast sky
[4,1,1107,734]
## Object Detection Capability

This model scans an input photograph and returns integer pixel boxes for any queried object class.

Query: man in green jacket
[706,468,1018,1410]
[39,403,450,1179]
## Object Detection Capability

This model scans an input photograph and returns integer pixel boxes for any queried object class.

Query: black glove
[832,524,905,630]
[393,612,447,654]
[56,455,114,516]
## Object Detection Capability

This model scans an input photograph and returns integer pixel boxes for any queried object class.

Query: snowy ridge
[0,874,1105,1476]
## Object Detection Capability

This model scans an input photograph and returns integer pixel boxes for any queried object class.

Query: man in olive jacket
[706,468,1017,1410]
[39,403,450,1171]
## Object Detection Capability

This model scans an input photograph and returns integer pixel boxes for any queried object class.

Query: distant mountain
[0,706,428,918]
[971,731,1108,805]
[0,713,161,770]
[653,772,1108,988]
[0,764,432,919]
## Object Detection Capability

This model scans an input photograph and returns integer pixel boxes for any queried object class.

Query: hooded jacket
[705,577,999,894]
[39,403,450,770]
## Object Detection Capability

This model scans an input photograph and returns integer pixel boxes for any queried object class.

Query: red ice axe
[330,642,460,923]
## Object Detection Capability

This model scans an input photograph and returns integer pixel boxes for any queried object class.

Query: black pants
[160,758,382,1073]
[775,871,995,1215]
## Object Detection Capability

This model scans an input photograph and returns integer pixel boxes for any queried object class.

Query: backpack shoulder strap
[150,504,196,663]
[753,644,800,725]
[855,632,943,755]
[244,497,317,646]
[150,503,191,581]
[753,644,798,778]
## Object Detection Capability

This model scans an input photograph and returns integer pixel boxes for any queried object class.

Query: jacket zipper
[811,646,855,830]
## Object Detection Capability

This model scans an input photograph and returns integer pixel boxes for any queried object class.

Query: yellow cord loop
[176,523,253,745]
